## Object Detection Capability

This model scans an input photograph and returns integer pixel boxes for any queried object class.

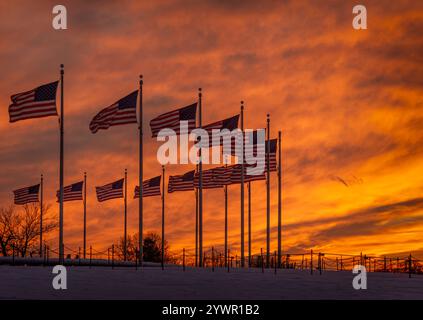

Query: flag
[228,164,266,184]
[13,184,40,205]
[149,103,197,137]
[194,167,224,189]
[56,181,83,202]
[225,130,276,172]
[200,114,240,147]
[96,179,124,202]
[135,176,161,198]
[168,170,195,193]
[9,81,59,123]
[266,139,277,172]
[89,91,138,133]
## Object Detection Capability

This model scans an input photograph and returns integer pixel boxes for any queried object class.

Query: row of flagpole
[10,65,283,267]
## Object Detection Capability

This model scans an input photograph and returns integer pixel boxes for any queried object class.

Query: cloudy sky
[0,0,422,258]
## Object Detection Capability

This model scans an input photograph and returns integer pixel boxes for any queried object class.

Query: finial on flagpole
[198,87,202,97]
[267,113,270,122]
[139,74,143,86]
[60,64,64,74]
[241,101,244,111]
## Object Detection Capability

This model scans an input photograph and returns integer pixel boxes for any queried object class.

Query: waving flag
[194,167,224,189]
[56,181,83,202]
[135,176,161,198]
[229,164,266,184]
[89,91,138,133]
[9,81,58,123]
[150,103,197,137]
[168,170,195,193]
[200,114,240,147]
[266,139,278,172]
[13,184,40,205]
[96,179,124,202]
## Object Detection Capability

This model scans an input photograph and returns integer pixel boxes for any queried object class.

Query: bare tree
[114,232,173,262]
[0,206,19,256]
[0,204,57,257]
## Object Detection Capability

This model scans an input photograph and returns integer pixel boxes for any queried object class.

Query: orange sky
[0,0,422,258]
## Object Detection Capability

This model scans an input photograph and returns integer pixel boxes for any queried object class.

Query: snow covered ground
[0,265,422,299]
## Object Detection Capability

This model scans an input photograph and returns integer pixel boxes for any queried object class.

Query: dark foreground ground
[0,265,422,299]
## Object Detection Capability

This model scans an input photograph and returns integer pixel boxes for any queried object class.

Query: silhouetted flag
[149,103,197,137]
[194,167,224,189]
[56,181,83,202]
[96,179,124,202]
[89,91,138,133]
[13,184,40,205]
[168,170,195,193]
[9,81,58,123]
[135,176,161,198]
[200,115,240,146]
[229,164,266,184]
[266,139,277,172]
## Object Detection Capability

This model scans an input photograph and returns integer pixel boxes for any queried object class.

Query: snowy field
[0,265,422,299]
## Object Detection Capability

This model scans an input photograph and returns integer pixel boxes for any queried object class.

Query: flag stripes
[150,103,197,137]
[168,170,195,193]
[89,91,138,133]
[56,181,83,202]
[96,179,124,202]
[13,184,40,205]
[9,81,59,123]
[135,176,161,198]
[200,114,240,147]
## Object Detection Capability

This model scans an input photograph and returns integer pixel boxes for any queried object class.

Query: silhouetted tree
[0,204,57,257]
[114,232,172,262]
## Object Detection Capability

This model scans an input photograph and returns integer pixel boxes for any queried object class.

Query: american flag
[225,131,276,172]
[194,167,224,189]
[150,103,197,137]
[89,91,138,133]
[56,181,83,202]
[266,139,278,172]
[134,176,161,198]
[199,114,240,147]
[13,184,40,205]
[9,81,58,123]
[168,170,195,193]
[228,164,266,184]
[96,179,124,202]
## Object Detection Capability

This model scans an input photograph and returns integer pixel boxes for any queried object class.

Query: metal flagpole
[224,182,228,267]
[266,114,270,268]
[161,165,165,270]
[240,101,245,267]
[39,174,43,257]
[198,88,203,267]
[248,181,251,267]
[59,64,64,263]
[277,130,282,268]
[83,172,87,259]
[124,168,127,261]
[195,166,198,267]
[139,75,144,266]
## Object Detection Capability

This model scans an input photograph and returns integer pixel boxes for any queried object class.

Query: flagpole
[195,165,198,267]
[39,174,43,257]
[240,101,245,267]
[224,182,228,268]
[59,64,64,263]
[139,75,144,266]
[277,130,282,268]
[198,88,203,267]
[124,168,127,261]
[83,171,87,259]
[266,114,270,268]
[161,165,165,270]
[248,181,251,267]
